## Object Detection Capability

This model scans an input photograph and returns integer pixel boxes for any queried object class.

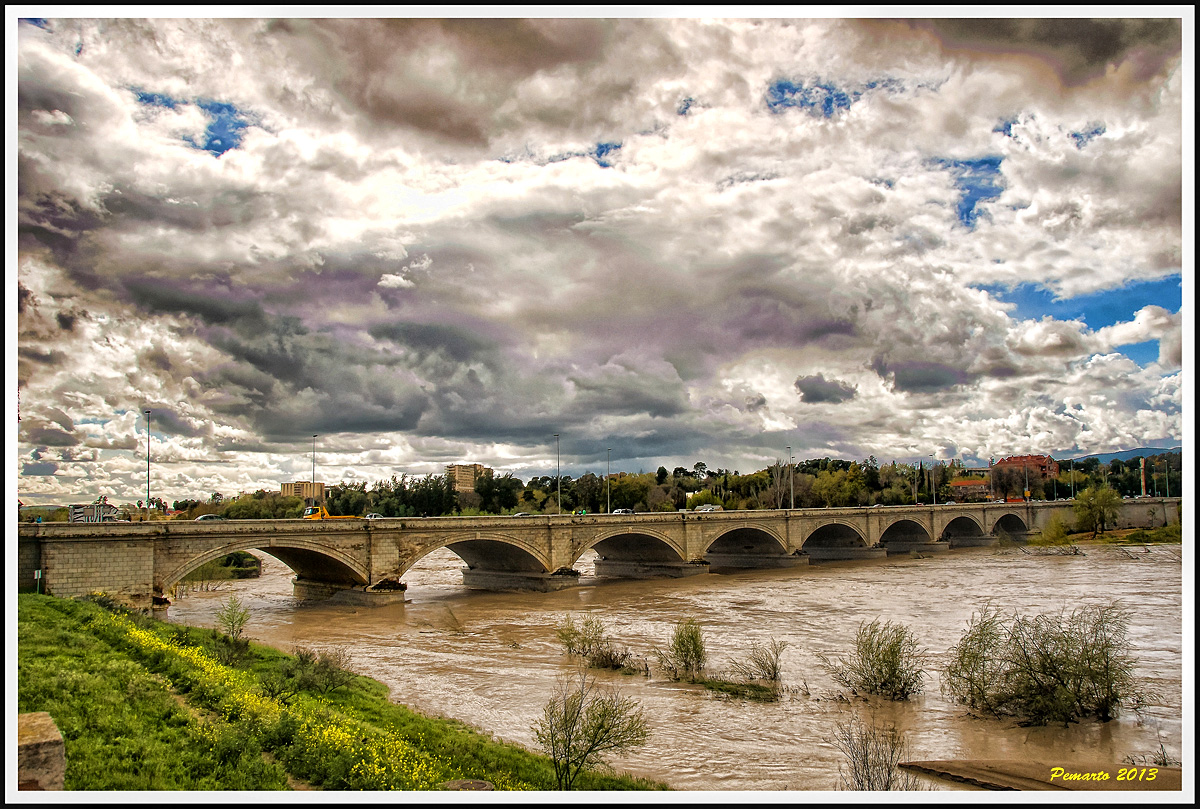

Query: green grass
[17,596,289,790]
[1094,523,1182,545]
[17,594,667,791]
[695,677,781,701]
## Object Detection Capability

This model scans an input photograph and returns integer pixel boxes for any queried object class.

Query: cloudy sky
[11,12,1191,507]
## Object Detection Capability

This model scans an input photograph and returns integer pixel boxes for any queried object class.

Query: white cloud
[15,16,1185,505]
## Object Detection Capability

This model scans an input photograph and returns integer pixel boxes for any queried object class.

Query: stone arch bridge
[17,499,1180,608]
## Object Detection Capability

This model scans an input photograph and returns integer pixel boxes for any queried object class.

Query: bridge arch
[878,519,933,546]
[800,521,868,549]
[158,539,370,595]
[703,524,788,555]
[407,532,555,576]
[582,527,688,566]
[942,515,987,542]
[992,513,1029,536]
[701,524,798,570]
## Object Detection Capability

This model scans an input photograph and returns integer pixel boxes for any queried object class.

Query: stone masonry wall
[40,537,156,601]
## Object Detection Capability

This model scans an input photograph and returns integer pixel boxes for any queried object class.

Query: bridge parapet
[16,498,1181,602]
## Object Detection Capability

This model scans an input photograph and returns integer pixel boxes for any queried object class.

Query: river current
[166,542,1185,792]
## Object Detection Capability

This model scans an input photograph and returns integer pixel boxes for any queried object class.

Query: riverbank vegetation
[17,594,666,791]
[941,603,1154,726]
[532,668,650,791]
[818,619,929,701]
[831,715,928,791]
[554,613,787,702]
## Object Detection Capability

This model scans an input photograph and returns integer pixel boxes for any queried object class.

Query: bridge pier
[460,568,582,592]
[703,552,809,570]
[802,546,888,561]
[592,559,711,579]
[292,578,408,606]
[883,541,950,556]
[947,536,998,548]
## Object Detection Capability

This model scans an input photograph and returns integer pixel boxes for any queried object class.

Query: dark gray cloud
[263,18,619,147]
[795,374,858,404]
[22,461,60,476]
[872,357,973,394]
[875,18,1183,85]
[21,424,77,447]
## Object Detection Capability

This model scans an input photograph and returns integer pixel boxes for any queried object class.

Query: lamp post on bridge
[929,454,936,506]
[145,409,152,522]
[554,434,561,514]
[786,446,794,509]
[312,434,317,506]
[607,448,611,514]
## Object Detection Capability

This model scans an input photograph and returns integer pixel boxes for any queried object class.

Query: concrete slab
[900,760,1183,792]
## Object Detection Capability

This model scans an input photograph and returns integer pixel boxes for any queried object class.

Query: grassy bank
[16,594,666,792]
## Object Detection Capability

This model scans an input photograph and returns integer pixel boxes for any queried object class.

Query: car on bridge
[694,504,724,512]
[194,514,227,521]
[365,513,384,520]
[612,508,634,515]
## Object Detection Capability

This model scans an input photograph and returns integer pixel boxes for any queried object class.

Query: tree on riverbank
[1073,485,1123,538]
[533,667,650,790]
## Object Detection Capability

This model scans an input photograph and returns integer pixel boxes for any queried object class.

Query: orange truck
[302,506,359,520]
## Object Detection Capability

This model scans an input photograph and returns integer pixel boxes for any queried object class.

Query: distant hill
[1063,447,1181,464]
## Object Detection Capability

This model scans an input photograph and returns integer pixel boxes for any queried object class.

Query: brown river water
[165,542,1185,792]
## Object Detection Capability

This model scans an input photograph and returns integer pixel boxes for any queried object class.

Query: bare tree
[764,459,789,509]
[532,667,650,790]
[832,716,928,791]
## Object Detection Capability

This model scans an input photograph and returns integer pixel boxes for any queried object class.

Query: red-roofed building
[993,454,1059,479]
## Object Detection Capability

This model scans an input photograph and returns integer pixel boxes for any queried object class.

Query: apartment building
[446,463,492,493]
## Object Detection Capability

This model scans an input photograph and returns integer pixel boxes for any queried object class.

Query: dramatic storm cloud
[12,13,1188,506]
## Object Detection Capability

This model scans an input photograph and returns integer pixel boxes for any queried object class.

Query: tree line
[21,451,1179,522]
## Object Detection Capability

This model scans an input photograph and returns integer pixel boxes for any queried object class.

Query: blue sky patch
[133,90,252,156]
[21,18,50,29]
[978,275,1181,365]
[136,90,181,110]
[593,142,621,168]
[1069,123,1106,149]
[766,79,856,117]
[677,97,695,116]
[993,118,1017,138]
[936,156,1004,227]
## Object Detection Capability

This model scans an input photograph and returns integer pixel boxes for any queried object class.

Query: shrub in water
[942,602,1152,725]
[819,619,927,700]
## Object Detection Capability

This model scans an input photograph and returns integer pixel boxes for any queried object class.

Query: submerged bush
[831,716,928,791]
[942,602,1153,725]
[555,614,640,672]
[728,639,788,684]
[655,617,707,682]
[819,620,928,700]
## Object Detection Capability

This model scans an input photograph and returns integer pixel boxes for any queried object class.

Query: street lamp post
[312,434,317,506]
[554,434,561,514]
[1164,459,1170,499]
[607,448,612,514]
[786,446,794,509]
[929,454,936,506]
[145,409,152,522]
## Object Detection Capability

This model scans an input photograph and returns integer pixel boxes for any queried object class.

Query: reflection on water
[167,544,1184,791]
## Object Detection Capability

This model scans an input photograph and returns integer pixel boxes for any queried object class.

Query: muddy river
[166,542,1184,791]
